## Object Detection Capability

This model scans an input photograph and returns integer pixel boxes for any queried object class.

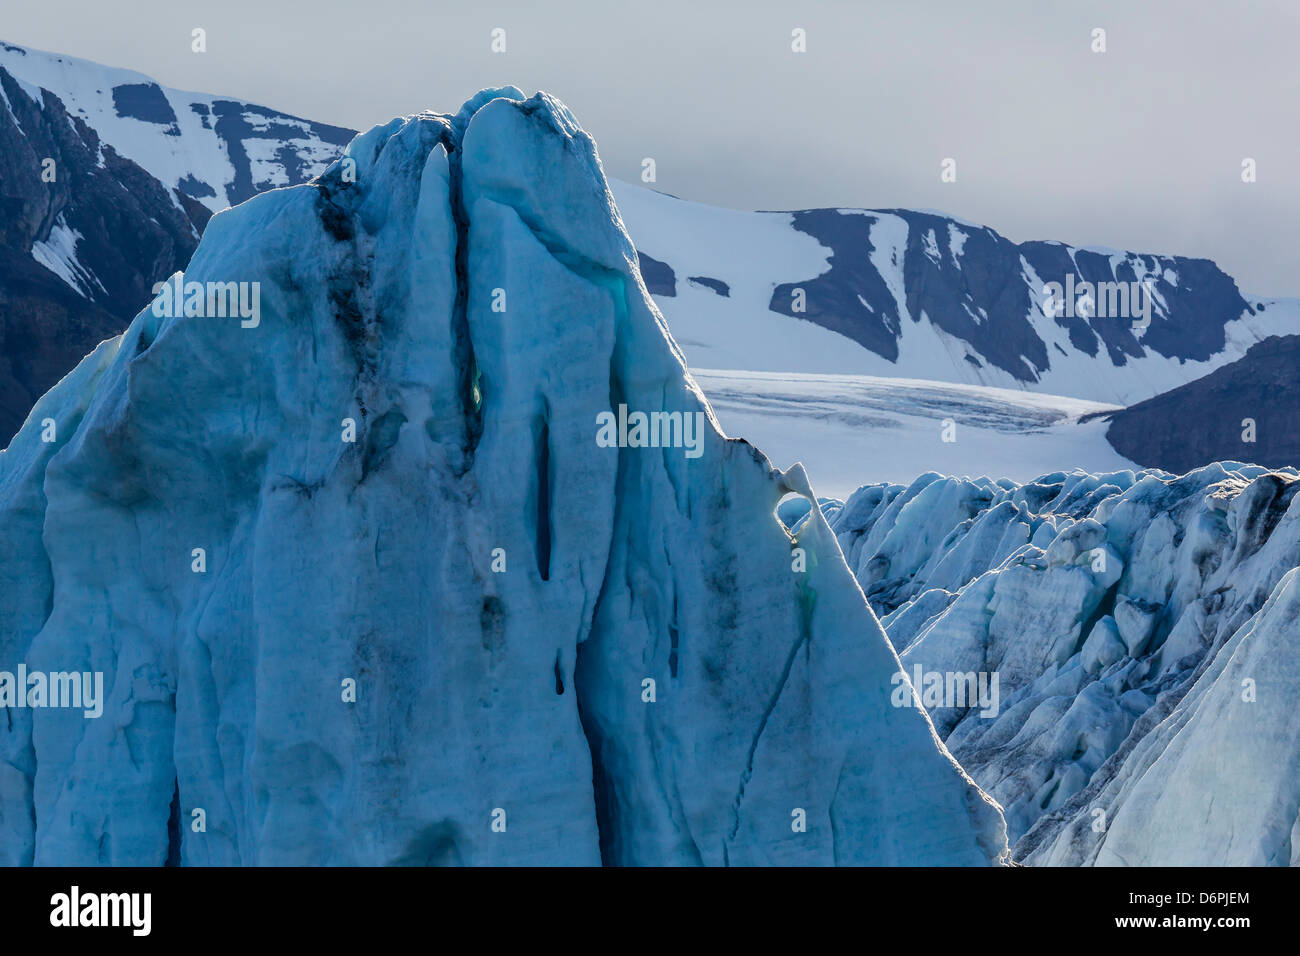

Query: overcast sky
[6,0,1298,294]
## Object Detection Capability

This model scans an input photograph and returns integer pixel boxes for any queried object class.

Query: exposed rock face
[0,90,1009,867]
[769,209,1253,380]
[829,463,1300,865]
[1103,334,1300,474]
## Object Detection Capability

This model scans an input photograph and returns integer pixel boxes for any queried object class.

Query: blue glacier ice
[831,464,1300,865]
[0,90,1010,866]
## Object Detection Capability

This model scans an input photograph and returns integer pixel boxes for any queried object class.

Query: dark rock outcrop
[768,208,1251,385]
[1104,335,1300,474]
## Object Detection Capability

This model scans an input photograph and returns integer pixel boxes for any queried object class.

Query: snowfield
[693,368,1135,499]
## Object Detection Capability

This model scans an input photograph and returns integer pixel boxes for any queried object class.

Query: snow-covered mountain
[0,41,353,214]
[4,39,1296,476]
[10,40,1300,452]
[613,183,1300,408]
[0,41,352,444]
[0,89,1010,866]
[824,462,1300,865]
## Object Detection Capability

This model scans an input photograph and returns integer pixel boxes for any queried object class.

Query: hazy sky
[6,0,1299,294]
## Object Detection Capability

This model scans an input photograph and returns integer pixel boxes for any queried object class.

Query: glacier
[829,463,1300,865]
[0,90,1011,866]
[690,369,1136,500]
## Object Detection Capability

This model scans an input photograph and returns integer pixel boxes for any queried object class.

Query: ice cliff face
[0,90,1009,866]
[829,463,1300,865]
